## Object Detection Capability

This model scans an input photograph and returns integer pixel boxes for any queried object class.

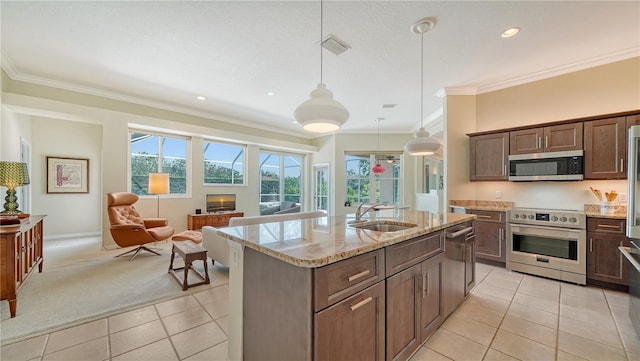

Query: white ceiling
[2,1,639,137]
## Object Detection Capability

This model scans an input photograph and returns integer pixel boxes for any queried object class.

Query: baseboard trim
[44,231,101,241]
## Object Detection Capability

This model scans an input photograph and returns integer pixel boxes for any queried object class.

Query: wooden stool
[168,240,210,291]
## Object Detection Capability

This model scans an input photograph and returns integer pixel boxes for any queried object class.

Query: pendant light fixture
[294,0,349,133]
[404,18,441,156]
[372,118,385,174]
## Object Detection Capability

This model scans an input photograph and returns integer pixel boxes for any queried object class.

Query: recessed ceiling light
[196,95,206,101]
[501,27,520,38]
[267,92,275,96]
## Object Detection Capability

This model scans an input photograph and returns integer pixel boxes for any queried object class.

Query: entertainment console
[187,212,244,230]
[0,215,45,318]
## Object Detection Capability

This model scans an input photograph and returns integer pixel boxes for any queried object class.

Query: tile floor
[1,241,639,361]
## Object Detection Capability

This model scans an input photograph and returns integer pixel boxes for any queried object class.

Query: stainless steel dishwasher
[442,222,474,318]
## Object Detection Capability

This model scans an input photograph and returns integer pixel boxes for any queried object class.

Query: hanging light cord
[420,30,424,129]
[377,119,381,150]
[320,0,324,84]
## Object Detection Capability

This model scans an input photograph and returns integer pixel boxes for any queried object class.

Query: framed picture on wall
[46,156,89,194]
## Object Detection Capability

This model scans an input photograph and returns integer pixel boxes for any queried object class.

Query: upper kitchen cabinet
[584,117,626,179]
[469,132,509,181]
[510,123,583,154]
[628,114,640,127]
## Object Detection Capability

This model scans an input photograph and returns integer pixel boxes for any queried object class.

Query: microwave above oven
[508,150,584,181]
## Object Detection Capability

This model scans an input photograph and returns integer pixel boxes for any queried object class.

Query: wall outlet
[495,191,502,199]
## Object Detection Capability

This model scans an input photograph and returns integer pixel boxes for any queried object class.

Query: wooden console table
[0,215,45,318]
[187,212,243,230]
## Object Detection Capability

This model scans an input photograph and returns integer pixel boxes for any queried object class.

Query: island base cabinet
[314,282,385,361]
[386,254,443,361]
[243,248,313,361]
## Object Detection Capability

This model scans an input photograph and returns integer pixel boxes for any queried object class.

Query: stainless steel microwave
[508,150,584,181]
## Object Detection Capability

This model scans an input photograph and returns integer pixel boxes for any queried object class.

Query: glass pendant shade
[294,83,350,133]
[372,162,385,174]
[404,128,440,155]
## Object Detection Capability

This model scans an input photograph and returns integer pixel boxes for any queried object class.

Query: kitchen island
[216,210,476,361]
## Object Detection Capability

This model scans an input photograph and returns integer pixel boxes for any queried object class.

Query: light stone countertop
[216,210,476,268]
[584,204,627,220]
[449,200,515,212]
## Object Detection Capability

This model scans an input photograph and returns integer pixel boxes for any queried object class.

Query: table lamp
[148,173,169,218]
[0,161,30,215]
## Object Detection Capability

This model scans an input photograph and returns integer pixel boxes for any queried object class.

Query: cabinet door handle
[347,269,370,282]
[590,238,593,252]
[545,136,548,149]
[477,215,491,219]
[422,274,430,298]
[538,136,542,149]
[621,159,624,173]
[597,224,620,230]
[350,297,373,311]
[504,164,508,176]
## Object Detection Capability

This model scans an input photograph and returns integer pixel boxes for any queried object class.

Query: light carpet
[0,241,228,345]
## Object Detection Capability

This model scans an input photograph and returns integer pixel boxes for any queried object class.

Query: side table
[168,240,210,291]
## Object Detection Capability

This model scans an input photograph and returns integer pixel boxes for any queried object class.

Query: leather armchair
[107,192,175,260]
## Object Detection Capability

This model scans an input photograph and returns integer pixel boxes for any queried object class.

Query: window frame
[345,153,402,205]
[203,139,247,186]
[258,150,305,212]
[129,129,191,197]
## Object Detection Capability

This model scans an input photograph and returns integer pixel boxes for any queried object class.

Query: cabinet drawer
[386,231,444,276]
[314,249,385,311]
[469,210,504,222]
[587,218,625,234]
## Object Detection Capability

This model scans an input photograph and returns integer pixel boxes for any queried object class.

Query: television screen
[206,194,236,212]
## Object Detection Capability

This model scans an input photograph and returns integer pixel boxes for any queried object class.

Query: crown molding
[443,47,640,96]
[1,59,312,140]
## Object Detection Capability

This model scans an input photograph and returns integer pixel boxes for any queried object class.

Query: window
[259,151,303,212]
[204,141,245,185]
[130,131,189,195]
[345,154,402,205]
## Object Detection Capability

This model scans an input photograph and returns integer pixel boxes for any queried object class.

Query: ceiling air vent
[321,35,350,55]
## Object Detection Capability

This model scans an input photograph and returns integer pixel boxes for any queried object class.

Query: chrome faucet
[354,202,385,222]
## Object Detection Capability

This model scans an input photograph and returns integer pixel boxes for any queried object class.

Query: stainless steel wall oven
[507,208,586,284]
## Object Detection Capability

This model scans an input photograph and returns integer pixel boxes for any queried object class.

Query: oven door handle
[619,246,640,272]
[509,223,584,237]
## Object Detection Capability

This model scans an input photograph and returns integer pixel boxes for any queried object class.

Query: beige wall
[476,57,640,131]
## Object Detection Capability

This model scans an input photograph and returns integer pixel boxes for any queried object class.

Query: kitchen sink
[349,221,418,232]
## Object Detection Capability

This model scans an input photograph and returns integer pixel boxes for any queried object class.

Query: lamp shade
[371,162,385,174]
[404,128,441,156]
[0,161,30,189]
[148,173,169,194]
[294,83,349,133]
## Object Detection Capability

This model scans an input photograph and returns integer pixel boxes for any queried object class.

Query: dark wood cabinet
[584,117,626,179]
[1,216,45,318]
[510,123,583,154]
[242,223,472,361]
[315,282,385,361]
[509,128,542,154]
[386,253,443,361]
[386,263,421,361]
[187,212,243,230]
[469,132,509,181]
[468,210,506,263]
[587,218,630,287]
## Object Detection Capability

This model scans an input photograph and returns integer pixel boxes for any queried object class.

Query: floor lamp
[148,173,169,218]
